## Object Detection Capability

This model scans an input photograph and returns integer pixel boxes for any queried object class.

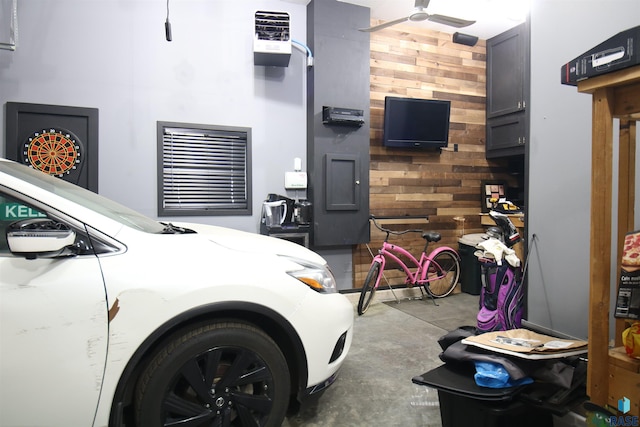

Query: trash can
[458,233,487,295]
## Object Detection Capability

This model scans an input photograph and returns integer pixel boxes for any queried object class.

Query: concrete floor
[284,289,481,427]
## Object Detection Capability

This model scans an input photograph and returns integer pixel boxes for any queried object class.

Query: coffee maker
[263,194,295,225]
[260,194,312,247]
[294,200,312,225]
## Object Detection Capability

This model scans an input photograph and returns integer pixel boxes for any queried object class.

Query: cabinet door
[325,154,360,211]
[487,24,526,118]
[486,113,526,158]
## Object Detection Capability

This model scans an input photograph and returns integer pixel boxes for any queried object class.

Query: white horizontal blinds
[162,126,248,212]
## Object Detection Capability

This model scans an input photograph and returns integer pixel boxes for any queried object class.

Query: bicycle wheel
[425,249,460,298]
[357,260,382,315]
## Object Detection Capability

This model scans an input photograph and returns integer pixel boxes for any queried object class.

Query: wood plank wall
[352,22,520,289]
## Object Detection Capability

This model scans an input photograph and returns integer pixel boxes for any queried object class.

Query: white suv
[0,158,354,427]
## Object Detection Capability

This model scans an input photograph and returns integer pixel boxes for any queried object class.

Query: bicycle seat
[422,232,441,242]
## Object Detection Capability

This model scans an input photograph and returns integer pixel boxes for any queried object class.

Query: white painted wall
[527,0,640,339]
[0,0,308,232]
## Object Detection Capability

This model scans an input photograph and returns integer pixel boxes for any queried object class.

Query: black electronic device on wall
[453,32,478,47]
[382,96,451,149]
[322,106,364,126]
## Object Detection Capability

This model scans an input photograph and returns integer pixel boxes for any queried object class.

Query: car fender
[100,299,309,427]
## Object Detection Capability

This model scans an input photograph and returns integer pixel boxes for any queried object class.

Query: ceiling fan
[359,0,476,32]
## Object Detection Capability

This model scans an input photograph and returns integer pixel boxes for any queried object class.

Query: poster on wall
[481,181,506,213]
[614,230,640,319]
[4,102,99,192]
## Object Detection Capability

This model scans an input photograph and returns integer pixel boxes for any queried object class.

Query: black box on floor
[561,25,640,86]
[413,365,554,427]
[437,389,553,427]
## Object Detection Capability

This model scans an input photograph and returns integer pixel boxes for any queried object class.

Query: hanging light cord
[165,0,172,41]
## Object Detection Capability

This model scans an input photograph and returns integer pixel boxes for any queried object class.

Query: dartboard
[22,128,83,177]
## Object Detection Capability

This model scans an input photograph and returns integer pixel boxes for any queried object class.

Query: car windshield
[1,161,166,233]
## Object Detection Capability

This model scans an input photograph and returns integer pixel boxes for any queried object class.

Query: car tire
[135,321,290,427]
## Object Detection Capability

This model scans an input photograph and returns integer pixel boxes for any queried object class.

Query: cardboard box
[561,25,640,86]
[615,230,640,319]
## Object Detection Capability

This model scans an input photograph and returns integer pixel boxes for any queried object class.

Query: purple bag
[477,261,523,332]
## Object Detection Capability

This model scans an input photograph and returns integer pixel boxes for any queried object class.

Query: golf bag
[477,260,524,332]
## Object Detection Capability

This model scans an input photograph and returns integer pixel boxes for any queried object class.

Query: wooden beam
[578,66,640,94]
[587,86,614,406]
[613,84,640,117]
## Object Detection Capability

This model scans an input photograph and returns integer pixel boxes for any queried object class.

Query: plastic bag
[623,321,640,358]
[474,362,533,388]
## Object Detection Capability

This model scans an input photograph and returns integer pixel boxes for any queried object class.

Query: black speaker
[453,32,478,47]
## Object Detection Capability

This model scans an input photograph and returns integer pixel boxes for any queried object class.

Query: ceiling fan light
[410,11,429,22]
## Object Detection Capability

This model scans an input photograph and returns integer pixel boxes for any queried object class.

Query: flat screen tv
[382,96,451,149]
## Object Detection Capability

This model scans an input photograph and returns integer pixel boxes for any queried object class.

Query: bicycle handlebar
[369,215,425,236]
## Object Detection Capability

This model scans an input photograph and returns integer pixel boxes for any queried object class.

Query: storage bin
[413,364,553,427]
[437,388,553,427]
[458,233,487,295]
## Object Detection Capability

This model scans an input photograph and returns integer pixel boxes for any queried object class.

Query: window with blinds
[157,122,252,216]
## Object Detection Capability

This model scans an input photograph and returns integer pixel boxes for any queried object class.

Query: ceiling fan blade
[359,16,410,32]
[427,14,476,28]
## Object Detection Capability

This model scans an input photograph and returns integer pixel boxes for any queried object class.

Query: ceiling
[336,0,529,40]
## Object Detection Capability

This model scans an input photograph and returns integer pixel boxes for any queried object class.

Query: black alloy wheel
[135,321,290,427]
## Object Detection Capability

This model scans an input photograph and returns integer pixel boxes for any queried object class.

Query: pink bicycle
[357,215,461,315]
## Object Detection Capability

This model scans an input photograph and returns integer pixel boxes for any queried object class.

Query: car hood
[173,222,326,265]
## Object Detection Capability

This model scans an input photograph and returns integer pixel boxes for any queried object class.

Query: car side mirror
[6,218,76,260]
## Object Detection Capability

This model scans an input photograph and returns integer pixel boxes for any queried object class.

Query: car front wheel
[135,321,291,427]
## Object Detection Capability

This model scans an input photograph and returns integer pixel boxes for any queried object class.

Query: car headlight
[281,256,337,293]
